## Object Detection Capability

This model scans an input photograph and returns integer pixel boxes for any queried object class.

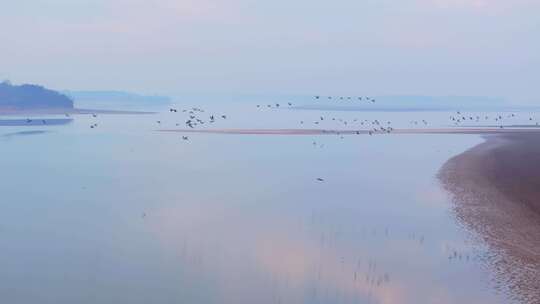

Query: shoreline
[0,108,155,116]
[438,133,540,303]
[158,127,540,135]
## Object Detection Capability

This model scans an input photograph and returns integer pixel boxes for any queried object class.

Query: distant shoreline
[0,108,155,116]
[438,133,540,303]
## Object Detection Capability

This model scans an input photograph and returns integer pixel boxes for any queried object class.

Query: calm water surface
[1,105,530,303]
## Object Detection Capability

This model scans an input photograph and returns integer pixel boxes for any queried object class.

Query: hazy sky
[1,0,539,102]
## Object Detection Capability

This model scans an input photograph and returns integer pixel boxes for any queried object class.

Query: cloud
[429,0,489,9]
[102,0,239,26]
[421,0,540,12]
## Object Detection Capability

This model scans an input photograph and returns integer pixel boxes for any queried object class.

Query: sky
[1,0,539,103]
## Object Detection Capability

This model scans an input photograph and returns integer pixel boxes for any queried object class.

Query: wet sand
[439,133,540,303]
[159,127,540,135]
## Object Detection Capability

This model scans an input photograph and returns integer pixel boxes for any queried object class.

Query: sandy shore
[159,127,540,135]
[439,133,540,303]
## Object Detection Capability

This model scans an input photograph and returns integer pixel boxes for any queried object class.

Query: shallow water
[1,104,534,304]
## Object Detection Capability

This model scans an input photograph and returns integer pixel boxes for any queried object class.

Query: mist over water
[2,102,536,304]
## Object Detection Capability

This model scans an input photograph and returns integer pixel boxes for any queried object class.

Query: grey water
[1,104,534,304]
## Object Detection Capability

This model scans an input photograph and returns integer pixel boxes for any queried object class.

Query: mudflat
[439,133,540,303]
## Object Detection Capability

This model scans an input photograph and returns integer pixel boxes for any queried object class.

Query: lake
[1,103,532,303]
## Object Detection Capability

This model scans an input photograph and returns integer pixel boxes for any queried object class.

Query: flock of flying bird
[254,95,376,109]
[253,97,393,136]
[22,95,537,135]
[75,95,539,183]
[449,111,539,128]
[56,95,537,302]
[314,95,377,103]
[160,106,229,141]
[140,95,537,184]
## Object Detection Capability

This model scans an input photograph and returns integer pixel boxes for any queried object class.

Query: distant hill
[64,90,170,110]
[0,81,74,111]
[294,95,508,111]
